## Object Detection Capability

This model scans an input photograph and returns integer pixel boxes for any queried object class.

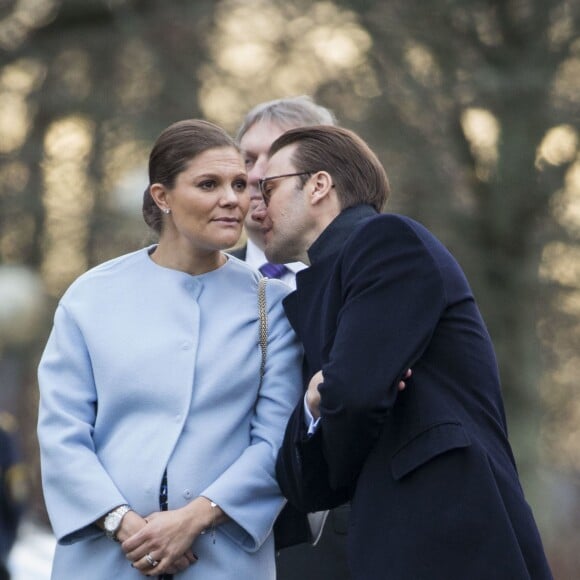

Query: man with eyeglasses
[252,125,553,580]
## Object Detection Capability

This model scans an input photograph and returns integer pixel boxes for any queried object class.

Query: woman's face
[156,146,249,252]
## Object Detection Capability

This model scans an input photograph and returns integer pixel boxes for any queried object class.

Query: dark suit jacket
[228,245,247,260]
[0,424,23,567]
[276,205,552,580]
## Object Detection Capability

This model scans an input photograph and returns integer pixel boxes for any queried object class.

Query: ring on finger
[145,553,159,567]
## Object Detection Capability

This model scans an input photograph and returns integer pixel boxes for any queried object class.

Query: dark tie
[259,262,288,279]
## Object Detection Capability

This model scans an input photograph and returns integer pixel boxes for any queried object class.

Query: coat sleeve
[37,304,128,544]
[320,216,446,489]
[200,280,303,552]
[275,401,352,512]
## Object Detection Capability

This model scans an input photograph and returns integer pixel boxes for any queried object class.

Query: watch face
[104,505,131,539]
[105,511,121,533]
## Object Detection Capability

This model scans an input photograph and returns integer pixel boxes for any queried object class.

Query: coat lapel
[284,260,336,377]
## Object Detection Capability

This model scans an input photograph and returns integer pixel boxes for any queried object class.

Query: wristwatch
[103,504,132,541]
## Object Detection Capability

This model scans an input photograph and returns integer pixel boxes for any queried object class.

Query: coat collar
[307,204,378,265]
[284,204,378,331]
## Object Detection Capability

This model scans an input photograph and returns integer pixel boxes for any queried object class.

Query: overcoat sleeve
[276,401,352,513]
[37,304,128,544]
[319,215,446,489]
[200,280,303,551]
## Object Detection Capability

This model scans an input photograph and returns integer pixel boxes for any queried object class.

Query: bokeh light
[460,107,500,181]
[40,115,96,296]
[198,0,377,130]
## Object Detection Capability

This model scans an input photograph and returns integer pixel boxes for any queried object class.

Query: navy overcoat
[276,205,553,580]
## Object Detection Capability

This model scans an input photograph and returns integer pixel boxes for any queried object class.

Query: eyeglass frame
[258,171,313,206]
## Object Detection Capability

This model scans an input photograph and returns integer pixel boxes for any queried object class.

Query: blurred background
[0,0,579,577]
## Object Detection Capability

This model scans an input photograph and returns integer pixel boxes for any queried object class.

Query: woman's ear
[309,171,334,205]
[150,183,169,213]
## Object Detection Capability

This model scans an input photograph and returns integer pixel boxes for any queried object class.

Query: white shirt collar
[245,239,306,274]
[245,240,306,289]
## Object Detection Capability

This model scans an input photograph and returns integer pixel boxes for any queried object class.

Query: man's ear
[309,171,334,206]
[150,183,169,213]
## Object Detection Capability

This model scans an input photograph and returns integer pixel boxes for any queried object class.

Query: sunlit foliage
[198,0,378,129]
[41,116,95,295]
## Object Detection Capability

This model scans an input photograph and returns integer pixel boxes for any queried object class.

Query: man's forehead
[267,144,296,172]
[240,120,286,151]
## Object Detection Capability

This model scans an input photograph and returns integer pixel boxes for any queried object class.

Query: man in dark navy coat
[251,125,553,579]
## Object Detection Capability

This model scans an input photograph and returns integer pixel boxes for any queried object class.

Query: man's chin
[264,245,282,264]
[266,249,293,265]
[262,232,273,252]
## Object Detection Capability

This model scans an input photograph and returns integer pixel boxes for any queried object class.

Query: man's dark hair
[269,125,390,212]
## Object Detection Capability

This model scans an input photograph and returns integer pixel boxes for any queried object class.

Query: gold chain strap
[258,278,268,384]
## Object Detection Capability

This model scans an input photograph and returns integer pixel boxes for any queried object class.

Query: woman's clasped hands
[118,497,221,576]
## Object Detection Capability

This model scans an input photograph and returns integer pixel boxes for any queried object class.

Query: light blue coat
[37,247,303,579]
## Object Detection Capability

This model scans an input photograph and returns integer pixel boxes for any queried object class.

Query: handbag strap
[258,278,268,384]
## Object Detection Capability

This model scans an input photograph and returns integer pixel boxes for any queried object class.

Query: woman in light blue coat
[37,120,302,579]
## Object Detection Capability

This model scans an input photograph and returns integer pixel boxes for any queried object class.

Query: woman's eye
[233,179,248,192]
[198,180,216,190]
[244,157,255,169]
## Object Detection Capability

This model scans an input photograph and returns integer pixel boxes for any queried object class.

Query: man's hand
[306,370,324,420]
[307,368,412,421]
[399,368,412,391]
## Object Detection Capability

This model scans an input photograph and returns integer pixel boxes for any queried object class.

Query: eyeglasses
[258,172,312,206]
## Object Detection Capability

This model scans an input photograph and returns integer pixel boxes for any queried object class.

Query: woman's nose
[220,185,239,205]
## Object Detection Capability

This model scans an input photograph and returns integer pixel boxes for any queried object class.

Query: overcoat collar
[307,204,378,265]
[283,204,378,330]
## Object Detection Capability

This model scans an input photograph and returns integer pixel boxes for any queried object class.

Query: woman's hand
[115,510,148,543]
[121,497,225,576]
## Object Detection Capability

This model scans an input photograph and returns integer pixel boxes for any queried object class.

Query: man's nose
[251,200,267,223]
[249,187,263,202]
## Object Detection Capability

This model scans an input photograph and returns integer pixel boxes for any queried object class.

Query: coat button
[183,489,192,499]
